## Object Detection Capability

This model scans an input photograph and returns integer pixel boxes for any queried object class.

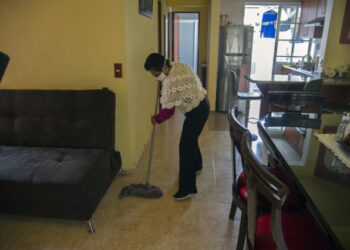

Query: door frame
[158,0,162,53]
[164,14,169,58]
[171,12,200,73]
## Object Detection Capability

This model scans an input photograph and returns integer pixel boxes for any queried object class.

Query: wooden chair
[227,105,249,250]
[241,132,330,250]
[257,122,306,212]
[303,79,323,94]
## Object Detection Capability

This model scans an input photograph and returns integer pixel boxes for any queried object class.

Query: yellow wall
[207,0,221,111]
[0,0,222,169]
[323,0,350,69]
[123,0,159,168]
[167,0,210,7]
[0,0,159,170]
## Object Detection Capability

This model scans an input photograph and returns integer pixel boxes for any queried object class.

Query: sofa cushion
[0,146,107,185]
[0,145,119,220]
[0,89,115,149]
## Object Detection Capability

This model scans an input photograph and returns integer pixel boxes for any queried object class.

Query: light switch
[114,63,122,78]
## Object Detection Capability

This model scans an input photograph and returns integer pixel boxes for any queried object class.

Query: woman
[144,53,210,201]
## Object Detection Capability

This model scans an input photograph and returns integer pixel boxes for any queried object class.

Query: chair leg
[87,220,95,234]
[229,200,238,220]
[236,210,247,250]
[244,100,250,128]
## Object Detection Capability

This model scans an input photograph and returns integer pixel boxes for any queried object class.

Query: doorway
[172,12,200,73]
[244,4,278,78]
[243,5,279,128]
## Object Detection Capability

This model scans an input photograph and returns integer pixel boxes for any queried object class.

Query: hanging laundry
[260,10,277,38]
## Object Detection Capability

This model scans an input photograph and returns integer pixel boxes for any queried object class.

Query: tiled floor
[0,111,245,250]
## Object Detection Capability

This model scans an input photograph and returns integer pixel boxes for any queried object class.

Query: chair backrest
[230,70,239,97]
[227,105,248,186]
[241,132,290,250]
[303,79,323,94]
[228,106,248,151]
[0,51,10,82]
[228,70,239,111]
[0,88,115,149]
[257,122,306,203]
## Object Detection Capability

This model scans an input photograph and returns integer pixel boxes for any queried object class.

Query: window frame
[272,4,313,72]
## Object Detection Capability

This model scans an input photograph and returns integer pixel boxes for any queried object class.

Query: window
[273,5,312,72]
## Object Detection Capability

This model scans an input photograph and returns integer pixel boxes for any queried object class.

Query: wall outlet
[114,63,122,78]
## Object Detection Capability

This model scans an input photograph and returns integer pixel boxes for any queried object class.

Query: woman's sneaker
[173,190,197,201]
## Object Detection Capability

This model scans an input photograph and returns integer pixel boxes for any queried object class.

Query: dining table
[258,111,350,249]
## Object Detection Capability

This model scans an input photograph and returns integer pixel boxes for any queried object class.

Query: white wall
[220,0,301,24]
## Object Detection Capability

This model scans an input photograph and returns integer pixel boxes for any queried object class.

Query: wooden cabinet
[300,0,318,23]
[299,0,326,38]
[299,0,317,38]
[316,0,327,18]
[282,68,291,75]
[284,127,305,156]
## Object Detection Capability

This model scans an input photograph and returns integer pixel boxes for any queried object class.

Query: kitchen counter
[282,65,315,77]
[322,77,350,86]
[245,74,320,85]
[245,73,350,86]
[282,66,350,86]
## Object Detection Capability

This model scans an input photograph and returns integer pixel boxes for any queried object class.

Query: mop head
[119,183,163,199]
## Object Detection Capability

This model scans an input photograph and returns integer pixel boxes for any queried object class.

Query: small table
[237,81,263,128]
[238,82,263,141]
[314,133,350,169]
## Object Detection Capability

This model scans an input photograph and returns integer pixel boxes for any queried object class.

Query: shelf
[314,133,350,168]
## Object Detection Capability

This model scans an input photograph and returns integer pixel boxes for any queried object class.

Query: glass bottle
[336,113,350,142]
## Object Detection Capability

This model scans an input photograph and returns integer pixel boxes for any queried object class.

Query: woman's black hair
[144,53,170,72]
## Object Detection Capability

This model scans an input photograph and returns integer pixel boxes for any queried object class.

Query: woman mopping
[144,53,210,201]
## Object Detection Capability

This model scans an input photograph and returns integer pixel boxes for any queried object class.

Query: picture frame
[139,0,153,18]
[339,0,350,44]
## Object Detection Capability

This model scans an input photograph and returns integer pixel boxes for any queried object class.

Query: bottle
[336,113,350,142]
[343,113,350,143]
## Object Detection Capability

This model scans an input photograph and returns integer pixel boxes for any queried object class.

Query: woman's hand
[151,115,156,125]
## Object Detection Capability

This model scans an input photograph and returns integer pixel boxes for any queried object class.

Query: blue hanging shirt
[260,10,277,38]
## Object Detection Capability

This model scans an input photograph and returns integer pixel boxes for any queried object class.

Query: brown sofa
[0,88,121,233]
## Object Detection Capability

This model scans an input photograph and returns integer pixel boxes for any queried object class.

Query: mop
[119,81,163,199]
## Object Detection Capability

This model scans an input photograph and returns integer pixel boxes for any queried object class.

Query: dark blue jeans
[179,96,210,193]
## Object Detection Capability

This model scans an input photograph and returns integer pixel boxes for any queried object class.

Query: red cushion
[238,169,304,212]
[255,211,328,250]
[237,172,246,192]
[238,173,265,207]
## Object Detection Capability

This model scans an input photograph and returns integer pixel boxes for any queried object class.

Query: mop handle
[146,81,161,185]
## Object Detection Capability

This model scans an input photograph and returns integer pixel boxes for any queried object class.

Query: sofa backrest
[0,88,115,149]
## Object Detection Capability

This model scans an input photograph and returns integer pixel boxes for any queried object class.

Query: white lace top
[160,62,207,113]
